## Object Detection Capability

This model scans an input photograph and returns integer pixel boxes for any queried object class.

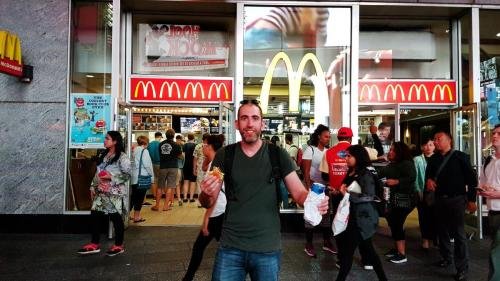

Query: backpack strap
[223,143,237,201]
[484,155,493,173]
[268,143,282,207]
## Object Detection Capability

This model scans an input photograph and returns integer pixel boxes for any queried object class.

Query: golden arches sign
[260,52,326,114]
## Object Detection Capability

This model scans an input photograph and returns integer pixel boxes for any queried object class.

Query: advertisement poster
[70,94,111,148]
[137,24,229,72]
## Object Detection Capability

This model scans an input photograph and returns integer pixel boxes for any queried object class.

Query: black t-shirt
[159,139,182,169]
[183,142,196,170]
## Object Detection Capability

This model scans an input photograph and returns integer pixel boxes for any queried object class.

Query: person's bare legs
[164,188,174,211]
[189,181,196,201]
[152,188,163,211]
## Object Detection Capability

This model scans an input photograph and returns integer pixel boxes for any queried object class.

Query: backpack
[290,144,303,168]
[223,143,282,206]
[366,166,386,217]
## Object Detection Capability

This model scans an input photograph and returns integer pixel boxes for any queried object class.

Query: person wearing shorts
[183,133,198,203]
[153,129,182,211]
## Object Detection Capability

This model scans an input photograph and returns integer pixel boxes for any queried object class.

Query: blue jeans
[212,246,281,281]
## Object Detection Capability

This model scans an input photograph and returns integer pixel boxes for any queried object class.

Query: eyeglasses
[239,99,260,105]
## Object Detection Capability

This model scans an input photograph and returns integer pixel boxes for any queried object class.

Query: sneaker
[178,200,183,206]
[106,245,125,257]
[363,264,374,270]
[322,241,338,254]
[189,199,196,203]
[304,243,317,258]
[183,199,188,203]
[389,253,407,264]
[384,248,399,258]
[77,243,100,255]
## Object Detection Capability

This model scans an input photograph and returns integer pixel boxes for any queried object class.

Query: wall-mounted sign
[130,76,233,103]
[358,79,457,105]
[481,57,499,82]
[137,24,229,72]
[0,30,23,77]
[70,94,112,148]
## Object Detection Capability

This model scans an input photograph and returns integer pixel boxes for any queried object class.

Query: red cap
[338,127,353,138]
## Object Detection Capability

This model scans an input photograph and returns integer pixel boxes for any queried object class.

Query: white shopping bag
[332,193,350,236]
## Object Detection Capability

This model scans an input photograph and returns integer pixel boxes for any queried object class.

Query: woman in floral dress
[77,131,131,257]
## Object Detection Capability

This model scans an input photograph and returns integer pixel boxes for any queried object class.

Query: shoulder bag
[424,150,455,206]
[137,149,152,190]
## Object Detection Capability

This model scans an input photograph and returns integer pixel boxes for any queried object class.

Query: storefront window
[243,6,351,211]
[243,6,351,137]
[66,1,113,212]
[132,14,234,77]
[479,10,500,158]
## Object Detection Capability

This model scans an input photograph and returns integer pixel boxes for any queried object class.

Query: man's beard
[240,130,261,144]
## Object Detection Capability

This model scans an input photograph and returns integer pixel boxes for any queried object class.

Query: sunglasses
[239,99,260,105]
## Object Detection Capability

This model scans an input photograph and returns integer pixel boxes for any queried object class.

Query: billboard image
[70,94,111,148]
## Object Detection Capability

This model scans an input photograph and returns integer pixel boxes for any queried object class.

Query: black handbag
[137,149,152,190]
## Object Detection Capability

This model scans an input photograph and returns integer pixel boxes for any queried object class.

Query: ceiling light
[496,32,500,37]
[85,74,94,78]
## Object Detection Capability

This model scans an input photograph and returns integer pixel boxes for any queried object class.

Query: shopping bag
[332,193,350,236]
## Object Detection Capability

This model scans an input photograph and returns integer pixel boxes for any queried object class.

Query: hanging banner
[70,94,111,148]
[130,76,233,103]
[137,24,229,72]
[358,79,457,105]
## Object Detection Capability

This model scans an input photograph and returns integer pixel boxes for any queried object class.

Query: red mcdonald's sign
[130,76,233,103]
[359,79,457,105]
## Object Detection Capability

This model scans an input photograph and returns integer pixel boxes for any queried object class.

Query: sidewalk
[0,222,490,281]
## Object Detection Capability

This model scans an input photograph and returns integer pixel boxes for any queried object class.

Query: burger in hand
[208,167,224,181]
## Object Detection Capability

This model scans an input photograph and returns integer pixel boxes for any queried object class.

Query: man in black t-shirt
[152,128,182,211]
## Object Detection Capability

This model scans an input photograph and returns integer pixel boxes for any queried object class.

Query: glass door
[219,102,235,145]
[358,103,399,157]
[451,104,478,164]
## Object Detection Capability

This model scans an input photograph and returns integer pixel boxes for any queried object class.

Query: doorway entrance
[123,103,234,226]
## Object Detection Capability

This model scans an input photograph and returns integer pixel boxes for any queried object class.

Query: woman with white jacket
[130,135,155,223]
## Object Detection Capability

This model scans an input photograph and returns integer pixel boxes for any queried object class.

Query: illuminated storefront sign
[260,51,327,114]
[0,29,23,77]
[130,76,233,103]
[359,79,456,105]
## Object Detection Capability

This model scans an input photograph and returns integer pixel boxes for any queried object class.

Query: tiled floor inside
[132,196,205,226]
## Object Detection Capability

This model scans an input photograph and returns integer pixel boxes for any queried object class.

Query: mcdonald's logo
[360,84,381,102]
[260,51,326,114]
[432,84,453,102]
[358,79,456,105]
[0,29,23,77]
[408,84,429,102]
[130,76,233,103]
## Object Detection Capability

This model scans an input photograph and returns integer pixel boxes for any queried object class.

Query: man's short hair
[285,133,293,143]
[494,124,500,130]
[202,133,210,141]
[187,133,195,141]
[154,132,162,138]
[175,134,183,140]
[166,128,175,140]
[238,99,263,118]
[378,122,391,130]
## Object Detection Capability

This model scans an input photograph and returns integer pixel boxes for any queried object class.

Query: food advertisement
[70,94,111,148]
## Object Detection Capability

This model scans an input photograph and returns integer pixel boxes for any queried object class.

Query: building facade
[1,0,500,233]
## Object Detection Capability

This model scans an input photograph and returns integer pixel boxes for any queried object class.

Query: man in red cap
[320,127,376,270]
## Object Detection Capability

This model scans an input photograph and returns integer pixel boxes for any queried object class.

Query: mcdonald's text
[130,76,233,103]
[359,79,456,105]
[0,30,23,77]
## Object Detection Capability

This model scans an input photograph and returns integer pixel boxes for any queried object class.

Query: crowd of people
[73,100,499,281]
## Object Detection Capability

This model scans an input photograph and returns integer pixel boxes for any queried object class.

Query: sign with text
[358,79,457,105]
[130,76,233,103]
[0,30,23,77]
[137,24,229,72]
[70,94,112,148]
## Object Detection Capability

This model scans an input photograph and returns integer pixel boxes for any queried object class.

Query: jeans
[212,246,281,281]
[488,211,500,281]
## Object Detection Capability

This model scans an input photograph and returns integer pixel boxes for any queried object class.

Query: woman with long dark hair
[302,124,336,257]
[335,145,387,281]
[183,134,226,281]
[77,131,131,257]
[379,141,416,263]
